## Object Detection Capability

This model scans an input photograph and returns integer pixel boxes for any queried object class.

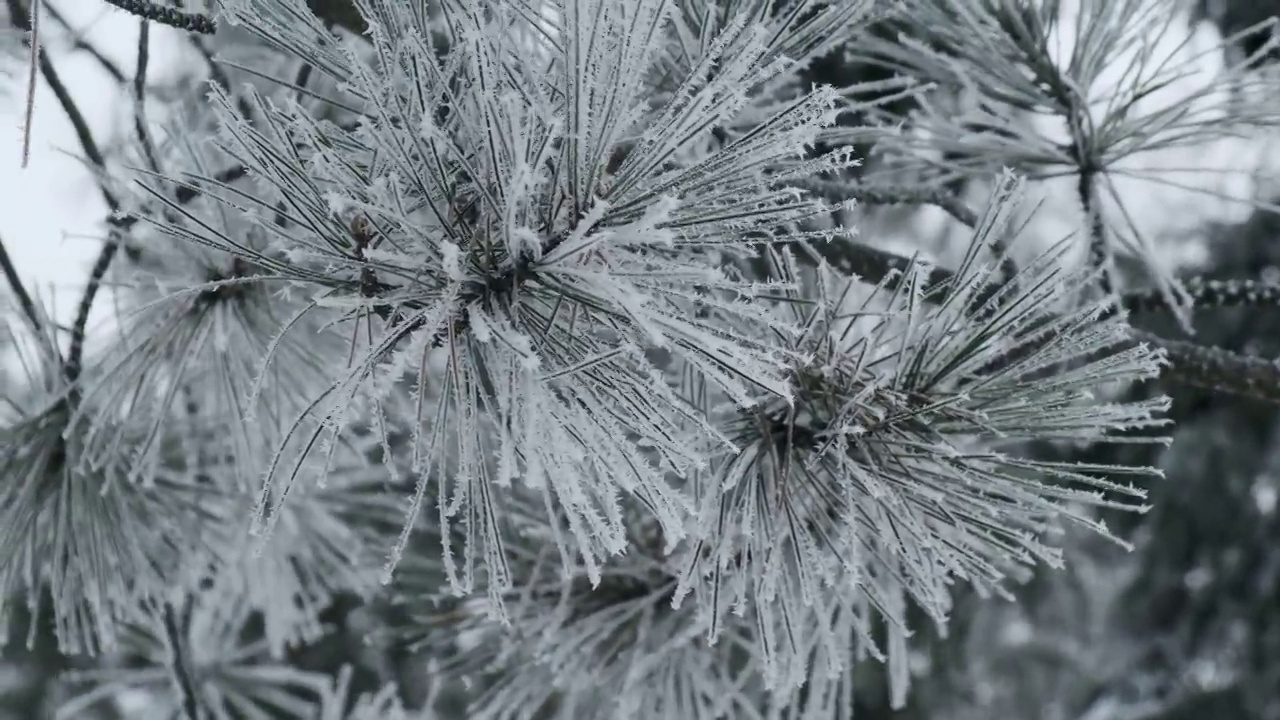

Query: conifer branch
[132,19,161,175]
[816,237,1280,403]
[160,599,204,720]
[1132,329,1280,404]
[1122,277,1280,314]
[796,176,980,227]
[65,236,121,384]
[5,0,115,200]
[1078,165,1115,296]
[0,234,44,334]
[818,237,1280,317]
[41,1,126,84]
[6,0,125,386]
[100,0,214,34]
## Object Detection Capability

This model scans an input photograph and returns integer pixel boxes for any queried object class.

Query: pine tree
[3,0,1280,718]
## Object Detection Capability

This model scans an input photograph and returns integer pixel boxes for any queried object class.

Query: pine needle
[20,0,40,168]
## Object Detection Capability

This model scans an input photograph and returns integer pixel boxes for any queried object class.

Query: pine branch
[0,233,45,335]
[99,0,214,34]
[132,19,161,175]
[1132,329,1280,404]
[161,599,204,720]
[42,1,127,84]
[1077,164,1115,296]
[6,0,126,387]
[1122,277,1280,314]
[816,235,1280,315]
[795,176,980,227]
[812,237,1280,403]
[65,238,121,384]
[6,0,116,205]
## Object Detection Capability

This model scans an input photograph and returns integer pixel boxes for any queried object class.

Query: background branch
[7,0,124,385]
[42,0,126,84]
[0,234,45,334]
[810,236,1280,403]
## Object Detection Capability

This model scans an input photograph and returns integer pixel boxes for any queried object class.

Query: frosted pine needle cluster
[183,0,868,588]
[0,0,1188,716]
[672,175,1171,704]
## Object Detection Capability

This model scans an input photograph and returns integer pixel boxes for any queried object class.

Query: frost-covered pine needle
[189,0,868,585]
[671,175,1170,702]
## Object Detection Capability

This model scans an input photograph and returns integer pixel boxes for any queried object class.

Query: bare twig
[132,19,161,174]
[6,0,119,211]
[42,1,127,84]
[101,0,214,34]
[19,0,40,168]
[6,0,125,387]
[0,234,44,334]
[160,599,205,720]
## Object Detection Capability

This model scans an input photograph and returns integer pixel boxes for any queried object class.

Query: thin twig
[101,0,214,34]
[6,0,123,385]
[813,234,1279,316]
[0,234,44,334]
[132,19,162,175]
[6,0,118,210]
[65,238,121,384]
[19,0,40,168]
[42,0,127,84]
[160,599,204,720]
[807,237,1280,403]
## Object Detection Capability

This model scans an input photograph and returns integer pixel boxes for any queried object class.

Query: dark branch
[808,236,1280,403]
[797,176,980,227]
[1134,329,1280,404]
[0,234,45,335]
[42,1,127,84]
[1122,277,1280,314]
[101,0,214,34]
[1077,165,1114,296]
[132,19,161,175]
[6,0,123,385]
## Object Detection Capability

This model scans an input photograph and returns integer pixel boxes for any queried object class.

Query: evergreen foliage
[3,0,1280,718]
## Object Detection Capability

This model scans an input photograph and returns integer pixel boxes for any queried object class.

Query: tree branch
[101,0,214,34]
[796,176,980,227]
[1121,277,1280,314]
[6,0,123,385]
[132,18,161,175]
[1133,329,1280,404]
[1078,165,1115,296]
[0,234,45,334]
[808,236,1280,403]
[42,1,127,84]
